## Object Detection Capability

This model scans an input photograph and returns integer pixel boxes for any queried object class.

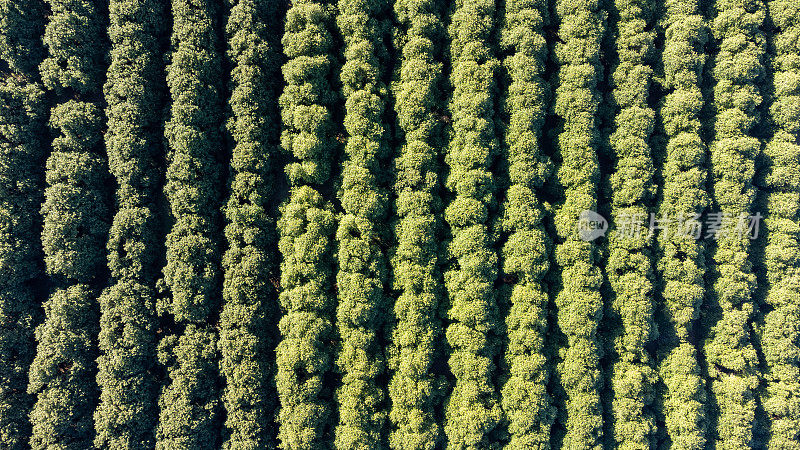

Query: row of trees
[275,0,339,447]
[703,0,766,447]
[550,0,606,446]
[0,0,47,445]
[156,0,228,446]
[443,0,503,445]
[760,0,800,447]
[497,0,554,446]
[27,0,110,448]
[603,0,658,446]
[654,0,711,446]
[219,0,283,447]
[0,0,798,448]
[387,0,448,447]
[94,0,166,446]
[334,0,392,446]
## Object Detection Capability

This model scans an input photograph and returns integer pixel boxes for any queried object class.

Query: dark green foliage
[703,0,767,447]
[0,0,798,446]
[157,0,226,447]
[387,0,447,447]
[0,77,46,449]
[443,0,503,446]
[94,0,166,447]
[334,0,391,447]
[39,0,107,96]
[28,285,101,450]
[220,0,282,447]
[550,0,606,447]
[28,1,109,446]
[31,100,109,449]
[655,0,710,446]
[760,0,800,447]
[497,0,555,447]
[157,326,221,449]
[604,0,658,446]
[0,7,47,443]
[276,0,339,447]
[0,0,46,76]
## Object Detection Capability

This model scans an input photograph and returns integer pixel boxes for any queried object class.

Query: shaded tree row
[93,0,166,446]
[0,2,47,440]
[156,0,227,446]
[27,0,110,448]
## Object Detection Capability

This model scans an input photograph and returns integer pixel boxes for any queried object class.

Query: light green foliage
[276,0,339,447]
[0,0,46,76]
[220,0,283,447]
[443,0,503,446]
[604,0,658,446]
[157,0,226,447]
[31,99,110,448]
[280,0,339,187]
[703,0,767,447]
[94,0,166,447]
[498,0,555,447]
[275,186,337,449]
[655,0,710,446]
[335,0,392,447]
[551,0,606,447]
[760,0,800,447]
[387,0,448,447]
[0,77,46,449]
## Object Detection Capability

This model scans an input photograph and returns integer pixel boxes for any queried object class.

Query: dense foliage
[156,0,226,447]
[334,0,392,446]
[27,0,110,448]
[275,0,339,447]
[702,0,766,447]
[759,0,800,447]
[0,0,798,448]
[550,0,606,447]
[93,0,166,447]
[654,0,711,447]
[0,58,46,450]
[387,0,448,448]
[443,0,503,446]
[219,0,283,448]
[497,0,554,447]
[603,0,658,446]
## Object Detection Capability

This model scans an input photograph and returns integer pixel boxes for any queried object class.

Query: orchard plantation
[0,0,798,447]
